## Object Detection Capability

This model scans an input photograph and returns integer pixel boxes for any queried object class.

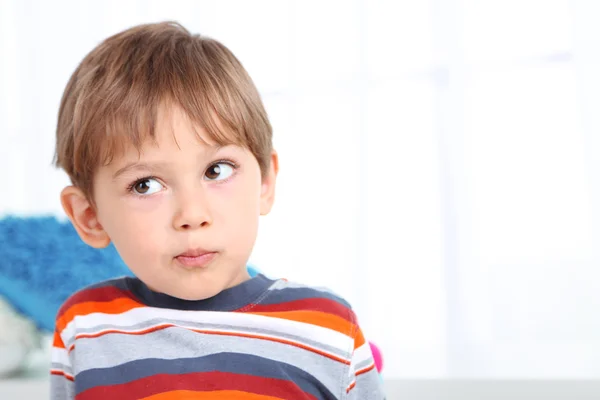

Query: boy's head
[55,21,278,300]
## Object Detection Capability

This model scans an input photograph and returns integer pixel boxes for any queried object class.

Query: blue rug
[0,216,131,332]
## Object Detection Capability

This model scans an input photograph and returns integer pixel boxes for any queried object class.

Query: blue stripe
[75,352,336,399]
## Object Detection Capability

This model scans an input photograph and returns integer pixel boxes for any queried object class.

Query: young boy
[51,21,384,400]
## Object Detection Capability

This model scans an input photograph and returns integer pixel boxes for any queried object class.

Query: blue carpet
[0,216,131,332]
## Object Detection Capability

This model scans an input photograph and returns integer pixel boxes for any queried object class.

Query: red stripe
[77,371,318,400]
[72,324,350,365]
[244,298,353,323]
[57,286,134,320]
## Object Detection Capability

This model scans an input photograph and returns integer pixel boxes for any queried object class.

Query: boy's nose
[172,189,212,230]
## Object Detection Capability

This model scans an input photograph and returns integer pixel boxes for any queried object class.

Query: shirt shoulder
[245,278,360,337]
[54,277,141,334]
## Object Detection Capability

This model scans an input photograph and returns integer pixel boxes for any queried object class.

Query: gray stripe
[355,358,376,372]
[72,326,347,396]
[50,374,75,400]
[68,318,348,359]
[350,367,386,399]
[51,362,73,376]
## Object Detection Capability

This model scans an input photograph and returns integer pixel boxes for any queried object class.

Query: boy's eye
[205,163,234,181]
[132,178,162,195]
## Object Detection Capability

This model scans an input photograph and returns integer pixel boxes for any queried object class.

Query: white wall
[1,0,599,380]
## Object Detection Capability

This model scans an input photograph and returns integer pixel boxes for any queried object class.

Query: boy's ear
[260,150,279,216]
[60,186,111,248]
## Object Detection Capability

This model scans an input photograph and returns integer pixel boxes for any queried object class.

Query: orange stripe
[56,297,143,332]
[53,331,66,349]
[56,286,133,320]
[354,327,366,349]
[188,329,350,365]
[356,362,376,376]
[346,380,356,393]
[246,310,355,336]
[70,322,190,352]
[72,324,350,365]
[69,323,177,352]
[142,390,283,400]
[50,369,74,382]
[76,323,177,340]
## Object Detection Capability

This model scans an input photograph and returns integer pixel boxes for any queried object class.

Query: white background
[1,0,599,380]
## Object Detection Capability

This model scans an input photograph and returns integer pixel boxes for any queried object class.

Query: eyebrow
[111,144,230,181]
[112,162,170,181]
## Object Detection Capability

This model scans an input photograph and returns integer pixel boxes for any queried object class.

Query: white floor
[1,378,599,399]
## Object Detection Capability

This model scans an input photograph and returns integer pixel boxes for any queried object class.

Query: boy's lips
[175,249,217,268]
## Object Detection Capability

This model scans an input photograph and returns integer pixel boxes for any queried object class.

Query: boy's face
[63,105,277,300]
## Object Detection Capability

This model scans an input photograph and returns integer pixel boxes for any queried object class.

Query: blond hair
[54,21,272,199]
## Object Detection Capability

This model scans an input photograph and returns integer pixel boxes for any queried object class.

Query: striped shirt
[51,274,385,399]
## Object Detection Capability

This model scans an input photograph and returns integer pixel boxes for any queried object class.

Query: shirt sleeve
[50,327,75,400]
[344,320,386,399]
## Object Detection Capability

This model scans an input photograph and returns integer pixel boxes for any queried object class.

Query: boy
[51,21,384,399]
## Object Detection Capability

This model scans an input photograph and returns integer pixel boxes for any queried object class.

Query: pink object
[369,341,383,373]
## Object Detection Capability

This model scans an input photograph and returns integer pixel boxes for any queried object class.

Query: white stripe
[62,307,352,352]
[51,346,70,366]
[350,342,373,372]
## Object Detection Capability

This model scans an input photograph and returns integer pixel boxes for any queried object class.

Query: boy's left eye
[204,162,234,181]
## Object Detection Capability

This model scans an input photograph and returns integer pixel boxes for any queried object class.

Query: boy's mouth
[175,249,217,268]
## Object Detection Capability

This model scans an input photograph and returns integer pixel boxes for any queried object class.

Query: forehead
[154,105,218,148]
[100,102,242,166]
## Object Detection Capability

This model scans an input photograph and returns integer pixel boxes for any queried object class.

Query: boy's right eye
[131,178,162,195]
